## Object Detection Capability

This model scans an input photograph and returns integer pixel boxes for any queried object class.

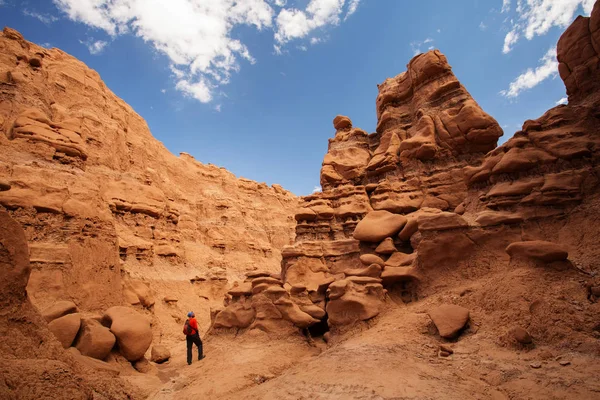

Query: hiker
[183,311,204,365]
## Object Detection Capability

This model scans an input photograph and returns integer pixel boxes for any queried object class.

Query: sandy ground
[141,299,600,400]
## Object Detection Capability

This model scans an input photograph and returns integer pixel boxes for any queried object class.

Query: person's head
[187,311,195,318]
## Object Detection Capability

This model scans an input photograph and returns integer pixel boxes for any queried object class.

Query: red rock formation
[0,27,297,343]
[211,1,600,340]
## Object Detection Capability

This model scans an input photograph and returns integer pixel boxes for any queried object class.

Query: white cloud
[410,38,434,56]
[80,39,109,55]
[310,37,322,45]
[161,88,166,93]
[502,0,595,53]
[502,28,519,53]
[274,0,351,44]
[556,97,568,105]
[312,185,321,193]
[24,9,59,25]
[345,0,361,20]
[54,0,359,103]
[479,21,487,30]
[298,45,308,51]
[175,78,212,103]
[500,46,558,98]
[214,104,222,112]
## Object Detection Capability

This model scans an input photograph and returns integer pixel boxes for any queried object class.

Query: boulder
[228,281,253,297]
[418,212,468,231]
[274,298,319,328]
[326,278,385,326]
[150,345,171,363]
[102,306,152,361]
[42,301,78,323]
[213,301,256,329]
[375,238,397,254]
[506,241,568,262]
[333,115,352,130]
[344,264,382,278]
[428,304,470,339]
[381,266,420,285]
[75,319,116,360]
[353,210,407,242]
[384,252,416,267]
[475,211,523,227]
[48,313,81,349]
[67,348,120,376]
[359,253,385,266]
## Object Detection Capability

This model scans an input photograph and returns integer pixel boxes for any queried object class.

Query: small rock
[439,350,452,357]
[428,304,470,339]
[559,360,571,366]
[163,296,178,303]
[512,327,533,344]
[439,344,454,354]
[530,362,542,369]
[150,345,171,364]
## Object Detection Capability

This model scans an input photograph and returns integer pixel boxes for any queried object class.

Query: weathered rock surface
[75,318,116,360]
[0,27,297,346]
[42,300,78,323]
[47,312,81,349]
[150,345,171,363]
[428,305,470,339]
[506,241,569,263]
[102,306,152,361]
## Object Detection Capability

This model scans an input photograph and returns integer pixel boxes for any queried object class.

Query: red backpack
[183,319,196,335]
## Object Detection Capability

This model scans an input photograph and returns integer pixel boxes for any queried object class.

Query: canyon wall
[0,27,297,344]
[210,2,600,349]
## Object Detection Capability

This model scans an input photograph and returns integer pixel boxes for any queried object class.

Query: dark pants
[186,333,203,364]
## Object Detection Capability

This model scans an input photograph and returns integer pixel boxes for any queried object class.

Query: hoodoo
[2,1,600,399]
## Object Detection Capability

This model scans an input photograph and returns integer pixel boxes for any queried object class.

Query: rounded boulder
[353,210,407,242]
[102,306,152,362]
[48,312,81,349]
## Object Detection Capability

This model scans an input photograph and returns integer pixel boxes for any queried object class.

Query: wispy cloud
[556,97,568,105]
[410,37,434,56]
[80,39,108,55]
[23,9,59,25]
[312,185,321,193]
[501,0,595,53]
[500,46,558,98]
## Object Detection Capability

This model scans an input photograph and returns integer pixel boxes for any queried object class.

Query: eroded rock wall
[0,27,297,343]
[211,3,600,340]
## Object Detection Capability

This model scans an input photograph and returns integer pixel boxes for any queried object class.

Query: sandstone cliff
[0,27,297,344]
[210,2,600,354]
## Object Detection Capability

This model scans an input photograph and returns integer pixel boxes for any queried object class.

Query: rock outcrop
[211,2,600,341]
[0,27,297,343]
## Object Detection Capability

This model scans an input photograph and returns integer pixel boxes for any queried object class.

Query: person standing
[183,311,204,365]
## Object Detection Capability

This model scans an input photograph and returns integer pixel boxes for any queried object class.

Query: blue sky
[0,0,595,195]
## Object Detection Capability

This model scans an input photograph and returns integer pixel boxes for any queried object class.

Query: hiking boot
[198,355,205,361]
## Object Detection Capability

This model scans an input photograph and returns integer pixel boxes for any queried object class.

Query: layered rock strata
[212,3,600,337]
[0,27,297,341]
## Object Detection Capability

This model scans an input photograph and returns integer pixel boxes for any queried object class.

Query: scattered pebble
[559,360,571,366]
[530,362,542,369]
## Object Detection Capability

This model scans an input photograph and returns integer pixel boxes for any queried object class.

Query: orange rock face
[0,27,297,338]
[267,2,600,338]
